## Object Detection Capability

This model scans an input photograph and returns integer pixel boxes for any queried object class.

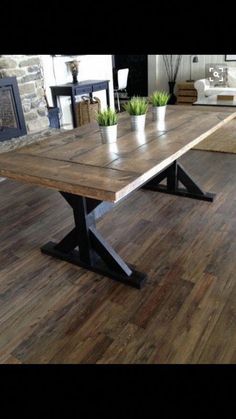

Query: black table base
[41,192,147,289]
[41,160,215,289]
[142,160,215,202]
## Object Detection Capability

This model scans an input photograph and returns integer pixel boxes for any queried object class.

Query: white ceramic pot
[152,105,167,122]
[130,114,146,131]
[99,124,117,143]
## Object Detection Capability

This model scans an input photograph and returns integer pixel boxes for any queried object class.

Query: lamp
[67,60,80,84]
[186,55,198,82]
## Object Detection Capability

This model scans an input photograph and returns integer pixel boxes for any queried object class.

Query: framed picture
[225,55,236,61]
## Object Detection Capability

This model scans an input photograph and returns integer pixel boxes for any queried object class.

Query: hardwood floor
[0,149,236,364]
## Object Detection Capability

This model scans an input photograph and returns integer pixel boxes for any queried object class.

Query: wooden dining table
[0,105,235,288]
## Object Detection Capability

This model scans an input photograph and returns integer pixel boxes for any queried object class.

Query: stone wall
[0,55,49,133]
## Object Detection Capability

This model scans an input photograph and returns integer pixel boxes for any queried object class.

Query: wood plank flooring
[0,149,236,364]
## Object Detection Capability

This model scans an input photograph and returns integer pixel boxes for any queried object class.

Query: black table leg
[41,192,147,289]
[142,160,215,202]
[106,87,110,108]
[51,92,58,108]
[70,95,77,128]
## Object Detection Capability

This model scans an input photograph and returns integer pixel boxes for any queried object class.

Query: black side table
[50,80,110,128]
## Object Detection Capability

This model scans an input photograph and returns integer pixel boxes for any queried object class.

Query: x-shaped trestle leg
[41,192,147,288]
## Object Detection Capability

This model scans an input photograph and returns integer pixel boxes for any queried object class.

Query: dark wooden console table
[50,80,110,128]
[0,106,235,289]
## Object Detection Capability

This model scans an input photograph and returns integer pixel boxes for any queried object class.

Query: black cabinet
[113,55,148,97]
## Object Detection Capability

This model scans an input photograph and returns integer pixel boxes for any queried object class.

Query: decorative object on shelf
[186,55,199,82]
[68,60,80,84]
[149,90,170,121]
[76,96,101,126]
[96,108,118,143]
[123,96,148,131]
[168,81,176,105]
[162,55,182,104]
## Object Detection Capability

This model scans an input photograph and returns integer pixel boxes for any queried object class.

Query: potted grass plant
[123,96,149,131]
[149,90,170,121]
[96,108,118,143]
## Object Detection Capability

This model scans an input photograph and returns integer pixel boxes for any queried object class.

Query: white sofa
[194,67,236,100]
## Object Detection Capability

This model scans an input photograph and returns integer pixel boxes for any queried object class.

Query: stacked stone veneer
[0,55,49,133]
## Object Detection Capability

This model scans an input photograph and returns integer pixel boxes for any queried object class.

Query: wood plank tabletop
[0,105,236,203]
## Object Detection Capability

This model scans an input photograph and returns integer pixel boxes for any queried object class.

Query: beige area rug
[193,118,236,154]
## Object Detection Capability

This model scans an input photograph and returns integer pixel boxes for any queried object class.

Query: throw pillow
[227,68,236,87]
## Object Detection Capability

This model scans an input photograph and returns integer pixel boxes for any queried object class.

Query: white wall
[148,55,158,95]
[41,54,236,125]
[41,55,114,129]
[148,55,236,93]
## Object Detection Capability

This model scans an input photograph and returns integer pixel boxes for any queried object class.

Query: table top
[0,105,235,203]
[50,80,109,89]
[193,94,236,107]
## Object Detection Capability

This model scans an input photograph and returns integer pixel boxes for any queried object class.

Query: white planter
[152,105,167,122]
[130,114,146,131]
[99,124,117,143]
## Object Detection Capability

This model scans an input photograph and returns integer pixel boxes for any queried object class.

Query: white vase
[130,114,146,131]
[152,105,167,122]
[99,124,117,143]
